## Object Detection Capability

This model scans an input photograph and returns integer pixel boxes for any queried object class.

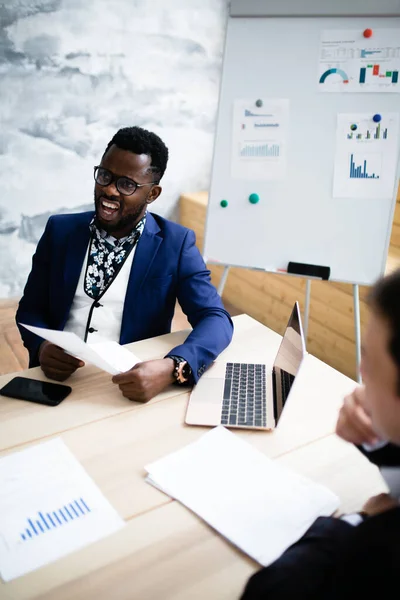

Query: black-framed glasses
[94,166,156,196]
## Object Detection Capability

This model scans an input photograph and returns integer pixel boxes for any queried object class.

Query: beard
[94,192,147,234]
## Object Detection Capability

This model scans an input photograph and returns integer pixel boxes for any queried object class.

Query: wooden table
[0,315,387,600]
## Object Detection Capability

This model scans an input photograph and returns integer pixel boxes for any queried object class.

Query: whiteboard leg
[218,266,230,296]
[304,279,311,341]
[353,284,362,384]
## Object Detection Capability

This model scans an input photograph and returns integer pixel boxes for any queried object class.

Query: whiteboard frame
[230,0,400,18]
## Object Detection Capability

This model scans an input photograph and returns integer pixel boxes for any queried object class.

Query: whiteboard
[204,2,400,285]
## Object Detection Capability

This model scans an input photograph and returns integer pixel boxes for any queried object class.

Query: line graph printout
[333,113,400,199]
[0,439,124,582]
[231,98,289,180]
[318,29,400,93]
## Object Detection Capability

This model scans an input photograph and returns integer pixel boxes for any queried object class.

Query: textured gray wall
[0,0,227,297]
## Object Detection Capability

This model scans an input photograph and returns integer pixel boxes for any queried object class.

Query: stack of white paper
[145,426,339,566]
[0,439,124,581]
[20,323,140,375]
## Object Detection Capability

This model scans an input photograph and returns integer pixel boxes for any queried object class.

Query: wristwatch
[169,355,192,385]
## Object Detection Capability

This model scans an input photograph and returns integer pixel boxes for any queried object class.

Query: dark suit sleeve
[240,517,352,600]
[15,217,54,367]
[324,507,400,597]
[166,229,233,382]
[357,442,400,467]
[241,508,400,599]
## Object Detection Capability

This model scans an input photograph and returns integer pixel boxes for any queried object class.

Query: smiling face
[94,144,162,238]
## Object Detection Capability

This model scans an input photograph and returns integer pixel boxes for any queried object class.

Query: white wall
[0,0,227,297]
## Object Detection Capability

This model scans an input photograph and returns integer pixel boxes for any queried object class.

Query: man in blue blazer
[16,126,233,402]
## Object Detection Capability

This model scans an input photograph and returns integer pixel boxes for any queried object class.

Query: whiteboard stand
[353,284,362,384]
[304,279,311,340]
[217,265,231,297]
[214,264,362,382]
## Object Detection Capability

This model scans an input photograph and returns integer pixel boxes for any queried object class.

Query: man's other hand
[362,493,398,516]
[112,358,175,402]
[38,341,85,381]
[336,385,379,446]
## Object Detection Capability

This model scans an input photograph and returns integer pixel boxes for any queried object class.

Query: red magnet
[363,28,373,38]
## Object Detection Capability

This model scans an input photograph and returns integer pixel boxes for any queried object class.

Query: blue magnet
[249,193,260,204]
[373,114,382,123]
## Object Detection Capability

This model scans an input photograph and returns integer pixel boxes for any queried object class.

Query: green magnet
[220,199,228,208]
[249,193,260,204]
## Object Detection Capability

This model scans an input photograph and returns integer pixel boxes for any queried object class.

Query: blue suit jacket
[16,211,233,381]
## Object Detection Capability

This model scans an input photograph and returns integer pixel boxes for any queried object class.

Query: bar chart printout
[333,113,400,199]
[349,154,381,179]
[347,123,388,140]
[240,143,280,157]
[318,29,400,93]
[19,497,92,541]
[231,98,289,180]
[359,65,399,84]
[0,438,124,582]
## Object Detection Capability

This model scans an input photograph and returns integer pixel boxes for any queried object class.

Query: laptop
[185,302,306,431]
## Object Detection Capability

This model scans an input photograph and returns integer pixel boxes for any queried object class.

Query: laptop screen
[272,302,306,424]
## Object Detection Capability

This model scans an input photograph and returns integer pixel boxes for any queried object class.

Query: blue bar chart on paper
[349,154,380,180]
[333,113,400,199]
[19,498,91,541]
[0,438,124,582]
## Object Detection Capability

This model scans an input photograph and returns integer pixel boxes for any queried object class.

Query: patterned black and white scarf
[85,215,146,299]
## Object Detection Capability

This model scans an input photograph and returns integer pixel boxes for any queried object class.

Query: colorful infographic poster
[318,30,400,93]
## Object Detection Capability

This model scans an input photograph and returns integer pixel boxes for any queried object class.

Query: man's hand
[336,385,379,445]
[112,358,175,403]
[362,493,398,516]
[38,341,85,381]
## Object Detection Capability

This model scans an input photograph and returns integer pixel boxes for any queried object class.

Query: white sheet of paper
[19,323,140,375]
[333,112,400,199]
[0,438,124,582]
[231,98,289,180]
[88,341,140,373]
[145,426,339,567]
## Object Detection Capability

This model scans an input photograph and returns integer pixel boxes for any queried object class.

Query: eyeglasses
[93,166,156,196]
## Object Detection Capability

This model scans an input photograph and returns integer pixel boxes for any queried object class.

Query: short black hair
[369,268,400,394]
[103,126,169,182]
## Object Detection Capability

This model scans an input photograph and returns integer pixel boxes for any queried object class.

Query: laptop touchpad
[190,378,225,403]
[201,362,227,379]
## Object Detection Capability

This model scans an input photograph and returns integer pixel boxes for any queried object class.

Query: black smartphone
[0,377,72,406]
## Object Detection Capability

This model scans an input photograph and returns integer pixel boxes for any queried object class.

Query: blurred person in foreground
[241,268,400,599]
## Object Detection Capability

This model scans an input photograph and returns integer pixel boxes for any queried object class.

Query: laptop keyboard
[221,362,267,428]
[281,370,295,400]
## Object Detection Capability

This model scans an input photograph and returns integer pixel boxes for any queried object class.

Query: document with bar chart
[231,98,289,180]
[0,438,124,582]
[318,29,400,93]
[333,113,400,199]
